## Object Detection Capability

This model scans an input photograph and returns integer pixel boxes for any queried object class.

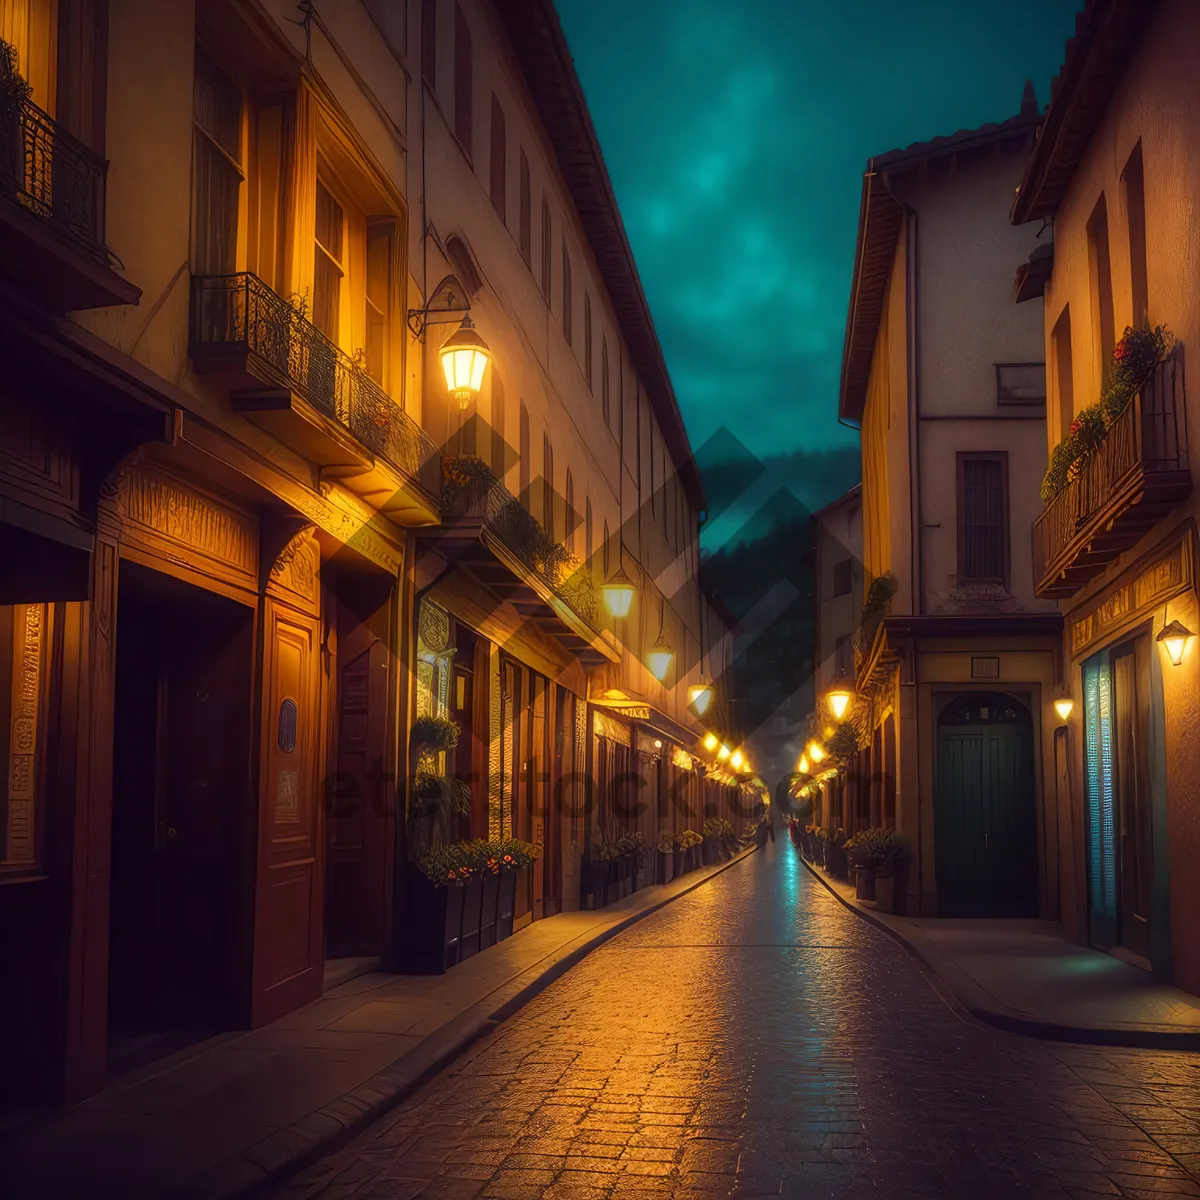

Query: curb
[796,849,1200,1053]
[185,845,758,1199]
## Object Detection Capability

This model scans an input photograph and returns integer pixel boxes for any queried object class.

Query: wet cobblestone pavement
[273,844,1200,1199]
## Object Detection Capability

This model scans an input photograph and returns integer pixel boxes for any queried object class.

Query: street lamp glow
[439,315,490,408]
[653,738,663,750]
[717,743,731,761]
[808,742,826,763]
[1157,619,1194,667]
[688,682,714,715]
[646,632,674,681]
[797,754,809,774]
[600,566,635,618]
[703,733,719,752]
[730,749,745,770]
[1054,697,1074,724]
[825,686,853,721]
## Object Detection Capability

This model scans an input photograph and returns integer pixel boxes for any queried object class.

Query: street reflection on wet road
[274,843,1200,1199]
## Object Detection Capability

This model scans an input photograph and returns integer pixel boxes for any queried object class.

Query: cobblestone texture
[271,844,1200,1199]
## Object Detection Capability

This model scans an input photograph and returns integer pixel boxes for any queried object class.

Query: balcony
[421,473,616,667]
[0,53,139,310]
[1034,356,1191,599]
[190,273,441,517]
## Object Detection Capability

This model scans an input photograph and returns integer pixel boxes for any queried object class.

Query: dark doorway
[108,563,254,1074]
[935,691,1038,918]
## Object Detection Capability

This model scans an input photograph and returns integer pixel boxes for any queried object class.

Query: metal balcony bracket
[407,274,471,341]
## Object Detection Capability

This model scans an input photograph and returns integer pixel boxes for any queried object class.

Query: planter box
[673,848,686,877]
[656,850,673,885]
[397,871,466,974]
[479,873,500,951]
[687,845,701,873]
[459,879,484,962]
[497,870,519,940]
[874,872,896,914]
[854,865,875,901]
[582,855,612,910]
[826,845,848,880]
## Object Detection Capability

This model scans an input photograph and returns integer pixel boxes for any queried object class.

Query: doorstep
[2,846,756,1200]
[799,852,1200,1050]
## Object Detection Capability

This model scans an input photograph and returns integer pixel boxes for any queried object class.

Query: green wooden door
[935,693,1038,917]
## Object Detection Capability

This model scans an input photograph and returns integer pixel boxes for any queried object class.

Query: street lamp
[646,599,674,681]
[807,741,826,764]
[797,754,809,774]
[730,749,745,770]
[688,681,715,716]
[1053,697,1074,724]
[703,732,719,752]
[717,743,731,761]
[825,683,854,721]
[600,565,635,618]
[439,315,491,408]
[1157,619,1194,667]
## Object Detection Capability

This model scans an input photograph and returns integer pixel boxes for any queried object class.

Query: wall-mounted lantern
[703,733,719,752]
[688,681,715,716]
[600,566,636,618]
[439,315,491,409]
[807,741,827,764]
[824,682,854,721]
[1157,619,1194,667]
[717,743,731,761]
[1053,697,1074,724]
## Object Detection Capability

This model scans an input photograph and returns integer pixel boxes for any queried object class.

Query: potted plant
[616,831,646,893]
[398,844,470,973]
[844,827,908,912]
[495,837,539,939]
[442,454,495,516]
[582,840,614,909]
[655,833,674,884]
[0,39,30,191]
[672,831,689,877]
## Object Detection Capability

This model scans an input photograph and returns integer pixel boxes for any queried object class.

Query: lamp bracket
[407,274,472,341]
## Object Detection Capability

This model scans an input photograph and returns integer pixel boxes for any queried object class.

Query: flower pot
[673,848,686,877]
[397,871,465,974]
[855,864,876,901]
[874,871,896,914]
[497,870,518,940]
[656,849,672,884]
[688,845,701,873]
[479,872,500,950]
[584,855,612,909]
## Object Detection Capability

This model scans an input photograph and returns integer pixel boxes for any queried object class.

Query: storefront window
[2,604,45,872]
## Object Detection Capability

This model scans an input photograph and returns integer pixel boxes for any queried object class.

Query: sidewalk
[3,847,755,1200]
[800,852,1200,1050]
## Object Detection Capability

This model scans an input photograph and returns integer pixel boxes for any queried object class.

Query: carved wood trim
[267,526,321,617]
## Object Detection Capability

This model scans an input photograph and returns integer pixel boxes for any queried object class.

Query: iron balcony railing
[190,272,442,502]
[1034,355,1189,590]
[0,48,108,263]
[445,473,601,631]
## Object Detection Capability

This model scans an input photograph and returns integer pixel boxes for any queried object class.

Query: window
[313,179,345,341]
[540,197,552,301]
[561,242,572,343]
[191,50,243,276]
[995,362,1046,406]
[584,293,592,387]
[586,498,593,573]
[957,453,1008,585]
[649,419,655,517]
[601,335,610,426]
[364,223,392,385]
[1052,305,1074,444]
[1122,142,1148,329]
[832,558,852,597]
[518,149,531,266]
[489,94,506,223]
[603,519,610,577]
[0,0,56,111]
[491,371,506,478]
[542,433,554,538]
[565,469,575,552]
[453,4,472,157]
[362,0,406,56]
[1087,194,1114,384]
[1,604,46,873]
[519,402,530,510]
[421,0,436,87]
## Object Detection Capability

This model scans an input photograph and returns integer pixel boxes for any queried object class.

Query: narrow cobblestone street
[269,845,1200,1199]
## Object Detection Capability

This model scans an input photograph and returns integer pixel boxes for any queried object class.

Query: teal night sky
[555,0,1082,460]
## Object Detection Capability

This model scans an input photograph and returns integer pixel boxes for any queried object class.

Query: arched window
[565,468,575,552]
[519,402,530,510]
[561,243,572,344]
[542,434,555,538]
[540,197,552,301]
[453,4,472,156]
[584,294,592,388]
[600,336,610,427]
[519,149,531,267]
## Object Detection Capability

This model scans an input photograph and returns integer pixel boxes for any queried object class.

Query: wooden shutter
[957,454,1007,584]
[1084,651,1118,946]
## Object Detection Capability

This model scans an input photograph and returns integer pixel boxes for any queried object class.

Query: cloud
[556,0,1082,466]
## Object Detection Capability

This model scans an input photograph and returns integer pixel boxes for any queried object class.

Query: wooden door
[251,589,325,1025]
[1112,639,1154,959]
[326,640,388,959]
[935,692,1037,917]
